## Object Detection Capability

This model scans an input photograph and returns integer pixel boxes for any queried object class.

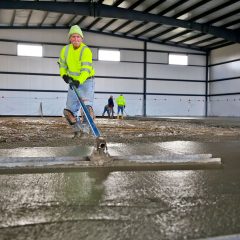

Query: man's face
[70,33,83,49]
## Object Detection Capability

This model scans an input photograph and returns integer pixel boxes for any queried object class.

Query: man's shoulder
[82,43,92,52]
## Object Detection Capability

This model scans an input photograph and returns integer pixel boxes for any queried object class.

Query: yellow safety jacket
[58,43,95,84]
[116,95,126,106]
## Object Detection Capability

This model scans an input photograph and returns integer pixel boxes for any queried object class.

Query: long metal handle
[69,80,108,154]
[69,81,101,138]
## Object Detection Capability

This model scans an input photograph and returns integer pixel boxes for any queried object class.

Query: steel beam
[0,1,239,43]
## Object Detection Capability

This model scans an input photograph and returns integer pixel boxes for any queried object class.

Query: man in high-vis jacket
[116,94,126,119]
[58,25,95,138]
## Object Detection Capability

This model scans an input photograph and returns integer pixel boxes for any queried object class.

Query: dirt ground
[1,116,240,149]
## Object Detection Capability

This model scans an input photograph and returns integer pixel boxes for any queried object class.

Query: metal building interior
[0,1,240,240]
[0,0,239,117]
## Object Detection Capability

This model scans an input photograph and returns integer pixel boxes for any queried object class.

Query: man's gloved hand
[62,75,73,84]
[71,80,80,88]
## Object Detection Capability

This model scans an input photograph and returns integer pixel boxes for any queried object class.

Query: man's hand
[62,75,72,84]
[71,80,80,88]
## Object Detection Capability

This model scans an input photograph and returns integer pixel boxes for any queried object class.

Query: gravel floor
[1,117,240,149]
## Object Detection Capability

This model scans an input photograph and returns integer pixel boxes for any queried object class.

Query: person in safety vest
[116,94,126,119]
[58,25,95,138]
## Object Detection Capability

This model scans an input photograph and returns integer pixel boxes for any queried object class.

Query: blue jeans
[102,106,110,117]
[117,106,124,115]
[66,78,95,132]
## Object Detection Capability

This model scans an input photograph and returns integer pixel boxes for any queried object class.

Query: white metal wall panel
[0,29,68,43]
[147,52,168,63]
[188,55,206,66]
[210,44,240,65]
[210,60,240,80]
[208,96,240,117]
[0,42,16,55]
[147,42,205,54]
[95,78,143,93]
[0,55,59,75]
[44,45,62,58]
[85,32,143,49]
[0,74,66,91]
[91,48,98,59]
[147,80,205,94]
[210,79,240,95]
[94,61,143,78]
[0,91,66,116]
[146,95,205,116]
[209,44,240,117]
[147,64,205,80]
[120,50,143,62]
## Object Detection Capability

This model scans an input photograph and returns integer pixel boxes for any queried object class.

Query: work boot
[63,109,77,125]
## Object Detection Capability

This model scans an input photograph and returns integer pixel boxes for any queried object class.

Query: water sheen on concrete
[0,141,240,240]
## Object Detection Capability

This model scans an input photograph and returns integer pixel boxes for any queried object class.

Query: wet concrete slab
[0,141,240,240]
[199,233,240,240]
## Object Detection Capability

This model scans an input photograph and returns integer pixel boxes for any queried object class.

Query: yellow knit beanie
[68,25,83,39]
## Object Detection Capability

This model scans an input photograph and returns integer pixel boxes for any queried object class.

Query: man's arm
[58,46,68,77]
[75,47,94,84]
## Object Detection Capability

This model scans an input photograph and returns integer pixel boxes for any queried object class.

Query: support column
[205,52,209,117]
[143,41,147,117]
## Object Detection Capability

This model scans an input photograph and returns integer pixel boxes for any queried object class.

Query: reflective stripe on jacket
[58,43,95,84]
[116,95,126,106]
